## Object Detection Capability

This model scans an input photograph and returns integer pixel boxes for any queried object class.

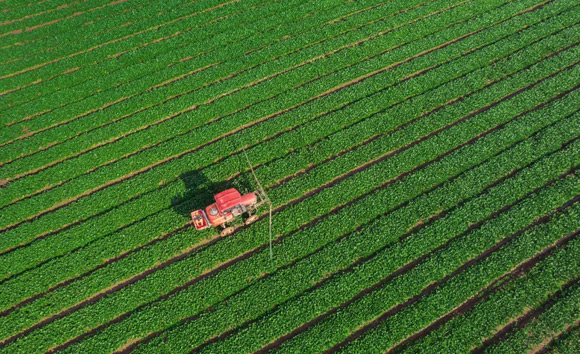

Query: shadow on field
[171,170,215,219]
[171,167,256,219]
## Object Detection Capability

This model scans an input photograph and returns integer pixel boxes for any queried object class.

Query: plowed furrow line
[0,0,335,101]
[254,163,580,353]
[536,321,580,354]
[0,0,253,64]
[470,278,580,354]
[20,80,576,352]
[0,47,547,317]
[0,0,130,39]
[385,236,580,354]
[0,0,245,79]
[0,0,456,151]
[330,201,580,354]
[0,5,510,233]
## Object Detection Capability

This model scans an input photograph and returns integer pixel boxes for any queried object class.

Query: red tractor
[191,188,266,236]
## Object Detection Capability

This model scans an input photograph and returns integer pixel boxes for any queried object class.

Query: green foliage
[5,55,579,353]
[483,281,580,354]
[544,325,580,354]
[1,12,576,324]
[1,0,579,352]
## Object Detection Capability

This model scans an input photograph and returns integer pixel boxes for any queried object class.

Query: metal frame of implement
[242,146,274,260]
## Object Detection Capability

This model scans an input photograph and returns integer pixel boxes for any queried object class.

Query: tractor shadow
[171,169,255,219]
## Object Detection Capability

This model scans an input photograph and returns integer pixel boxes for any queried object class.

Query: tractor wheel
[220,227,235,237]
[244,215,259,225]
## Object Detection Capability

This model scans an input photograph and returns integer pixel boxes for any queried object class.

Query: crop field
[1,0,580,353]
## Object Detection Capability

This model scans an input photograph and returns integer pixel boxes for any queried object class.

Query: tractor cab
[205,188,256,226]
[191,188,259,235]
[189,147,274,253]
[189,147,273,247]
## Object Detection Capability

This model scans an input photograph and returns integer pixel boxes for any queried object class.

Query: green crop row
[2,36,576,315]
[335,197,580,354]
[208,176,580,353]
[1,34,576,313]
[0,0,353,116]
[0,0,328,115]
[1,25,544,306]
[0,0,133,34]
[13,11,576,252]
[0,0,473,157]
[0,0,211,59]
[0,0,362,118]
[7,70,578,353]
[0,0,504,241]
[1,30,573,338]
[175,126,580,354]
[0,0,293,117]
[395,244,580,354]
[0,0,367,115]
[125,110,580,352]
[483,282,580,353]
[0,0,100,27]
[6,0,533,171]
[7,1,560,207]
[0,0,568,248]
[92,198,580,353]
[544,324,580,354]
[0,0,69,13]
[125,87,577,351]
[0,0,158,47]
[0,0,448,178]
[6,2,575,203]
[0,0,270,75]
[0,0,524,252]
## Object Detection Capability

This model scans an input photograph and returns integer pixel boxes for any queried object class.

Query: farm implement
[190,147,273,248]
[190,187,267,236]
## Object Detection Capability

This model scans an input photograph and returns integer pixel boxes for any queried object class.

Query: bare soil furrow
[330,202,580,354]
[0,11,521,233]
[16,79,575,351]
[471,277,580,354]
[0,0,244,80]
[254,162,580,353]
[0,51,542,316]
[0,0,455,153]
